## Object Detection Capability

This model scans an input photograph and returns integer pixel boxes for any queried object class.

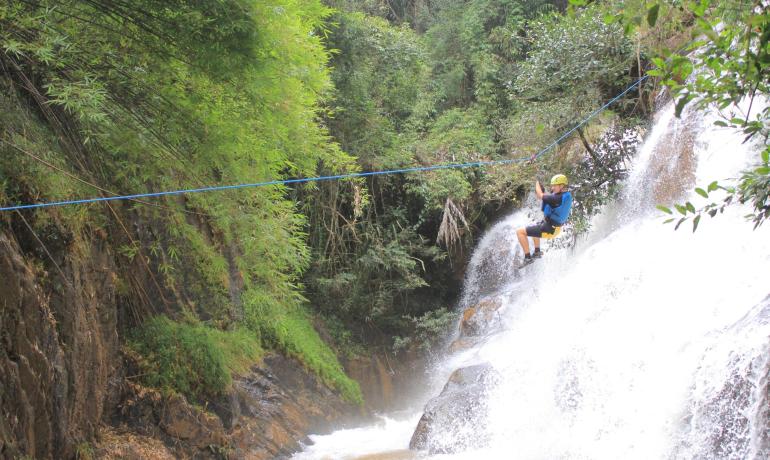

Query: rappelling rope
[0,75,648,213]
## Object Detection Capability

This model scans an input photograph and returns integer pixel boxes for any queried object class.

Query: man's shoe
[532,250,543,259]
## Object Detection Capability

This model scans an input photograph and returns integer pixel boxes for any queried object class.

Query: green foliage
[128,316,262,403]
[213,327,265,376]
[421,0,558,114]
[393,307,459,353]
[597,0,691,38]
[408,170,473,212]
[322,314,367,359]
[325,11,425,168]
[0,87,94,231]
[306,8,470,342]
[739,156,770,227]
[515,7,633,100]
[312,222,443,321]
[510,4,635,140]
[406,108,494,213]
[416,108,495,164]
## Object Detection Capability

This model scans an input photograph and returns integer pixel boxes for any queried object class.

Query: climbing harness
[540,226,562,240]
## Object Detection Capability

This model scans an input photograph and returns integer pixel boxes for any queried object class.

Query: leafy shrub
[128,316,261,403]
[393,307,459,353]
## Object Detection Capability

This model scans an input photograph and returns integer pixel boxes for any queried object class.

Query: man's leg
[532,237,543,258]
[516,227,530,256]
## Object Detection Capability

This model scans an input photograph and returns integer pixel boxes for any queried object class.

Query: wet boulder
[447,337,481,354]
[409,363,499,453]
[458,298,503,338]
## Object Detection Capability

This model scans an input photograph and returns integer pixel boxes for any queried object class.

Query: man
[515,174,572,265]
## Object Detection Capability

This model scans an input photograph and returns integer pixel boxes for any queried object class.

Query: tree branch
[577,126,613,177]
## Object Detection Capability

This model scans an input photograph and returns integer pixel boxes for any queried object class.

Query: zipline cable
[0,75,648,213]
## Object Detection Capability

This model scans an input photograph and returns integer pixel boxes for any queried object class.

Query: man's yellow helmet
[550,174,568,186]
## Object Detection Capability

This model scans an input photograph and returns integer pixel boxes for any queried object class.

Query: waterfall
[293,100,770,459]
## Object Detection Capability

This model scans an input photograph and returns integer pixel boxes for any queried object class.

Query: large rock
[409,363,499,453]
[458,298,503,338]
[225,353,364,459]
[159,394,227,449]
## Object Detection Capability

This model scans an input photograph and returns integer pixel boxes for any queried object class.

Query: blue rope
[0,76,647,213]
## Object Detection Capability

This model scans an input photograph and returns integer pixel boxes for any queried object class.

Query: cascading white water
[293,100,770,459]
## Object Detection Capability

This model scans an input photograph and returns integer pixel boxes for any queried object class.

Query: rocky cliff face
[101,354,362,459]
[0,228,119,458]
[0,216,363,459]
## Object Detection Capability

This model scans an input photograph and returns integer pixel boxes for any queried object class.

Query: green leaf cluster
[128,316,262,403]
